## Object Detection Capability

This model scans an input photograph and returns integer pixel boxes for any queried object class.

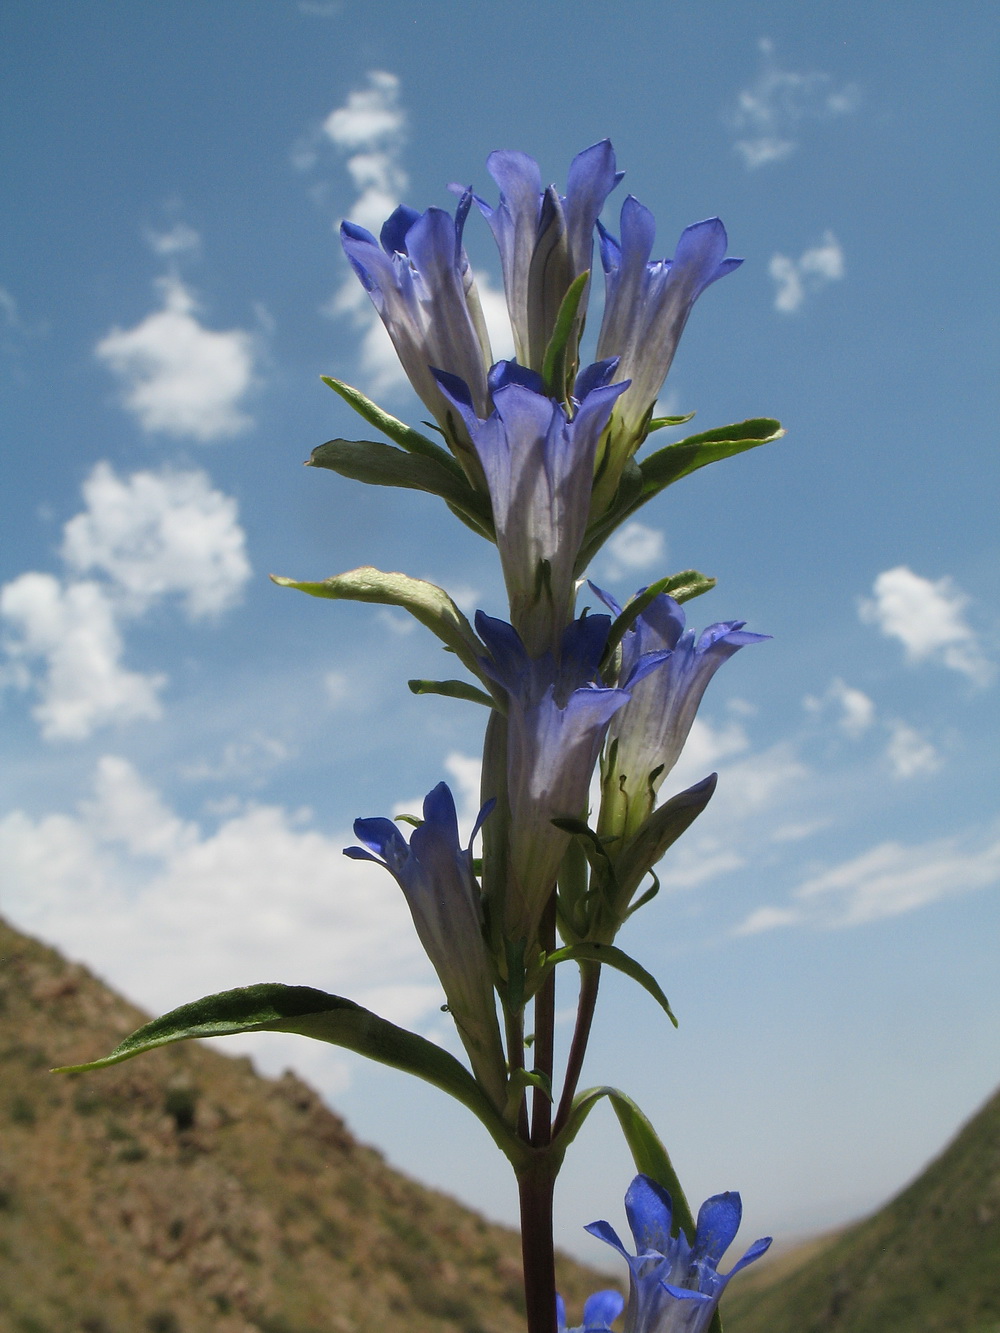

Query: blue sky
[2,0,999,1261]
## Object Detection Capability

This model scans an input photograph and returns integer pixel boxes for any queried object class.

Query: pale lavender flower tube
[437,361,628,655]
[345,782,506,1106]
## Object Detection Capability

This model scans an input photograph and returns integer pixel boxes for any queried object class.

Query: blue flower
[585,1175,771,1332]
[345,782,506,1105]
[557,1289,625,1332]
[593,199,742,505]
[592,584,768,841]
[437,361,628,655]
[461,140,622,373]
[340,194,493,477]
[475,610,634,952]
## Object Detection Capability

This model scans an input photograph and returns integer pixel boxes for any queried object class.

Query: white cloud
[180,734,291,785]
[859,565,992,685]
[736,828,1000,934]
[144,222,201,258]
[2,463,250,741]
[770,232,844,313]
[603,521,666,581]
[729,38,860,170]
[472,268,515,362]
[95,277,255,441]
[885,720,940,779]
[62,462,251,618]
[0,573,165,740]
[804,677,876,738]
[0,757,440,1032]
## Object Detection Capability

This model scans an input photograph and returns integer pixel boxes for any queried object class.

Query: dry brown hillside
[0,916,609,1333]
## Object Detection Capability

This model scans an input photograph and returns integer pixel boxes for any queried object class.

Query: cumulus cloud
[2,463,250,740]
[728,38,860,169]
[95,277,255,441]
[0,574,165,740]
[0,757,440,1034]
[859,565,992,685]
[804,677,876,738]
[62,462,251,618]
[602,521,666,581]
[769,232,844,313]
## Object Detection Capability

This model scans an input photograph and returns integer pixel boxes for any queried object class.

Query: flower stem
[552,960,601,1138]
[517,1158,558,1333]
[531,893,557,1148]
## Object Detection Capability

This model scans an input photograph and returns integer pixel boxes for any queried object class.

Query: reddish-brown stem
[552,960,601,1138]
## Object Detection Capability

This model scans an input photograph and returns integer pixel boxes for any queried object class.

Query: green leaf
[408,678,496,709]
[308,438,493,535]
[270,566,485,679]
[640,418,784,493]
[321,375,452,466]
[579,418,783,570]
[54,982,528,1168]
[541,270,590,397]
[646,411,696,432]
[600,570,718,664]
[545,943,677,1027]
[615,775,717,908]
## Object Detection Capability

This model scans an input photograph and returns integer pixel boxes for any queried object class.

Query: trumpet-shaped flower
[592,584,768,841]
[344,783,506,1105]
[437,361,628,654]
[585,1175,771,1332]
[340,195,493,476]
[557,1290,626,1332]
[593,199,742,503]
[461,140,622,373]
[476,610,667,950]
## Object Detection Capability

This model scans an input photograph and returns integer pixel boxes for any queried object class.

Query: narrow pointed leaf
[321,375,454,466]
[541,269,590,397]
[308,438,493,533]
[54,982,527,1166]
[408,678,496,708]
[546,943,677,1027]
[647,411,696,432]
[601,570,718,663]
[551,1085,697,1241]
[640,418,784,492]
[270,566,485,678]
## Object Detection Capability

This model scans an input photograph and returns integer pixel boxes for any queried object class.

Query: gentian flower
[593,199,742,506]
[340,194,493,479]
[437,360,628,655]
[592,584,768,842]
[476,610,627,952]
[585,1174,771,1332]
[345,782,506,1106]
[476,610,667,954]
[462,140,622,373]
[557,1290,625,1332]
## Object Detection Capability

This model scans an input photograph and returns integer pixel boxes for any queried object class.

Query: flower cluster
[580,1174,771,1332]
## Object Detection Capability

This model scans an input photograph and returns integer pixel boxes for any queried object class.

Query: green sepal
[408,678,496,709]
[553,1085,697,1242]
[541,270,590,398]
[544,943,677,1027]
[615,775,718,908]
[321,375,451,466]
[270,566,485,680]
[578,417,783,570]
[54,982,528,1169]
[646,411,697,432]
[308,438,493,537]
[600,570,718,668]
